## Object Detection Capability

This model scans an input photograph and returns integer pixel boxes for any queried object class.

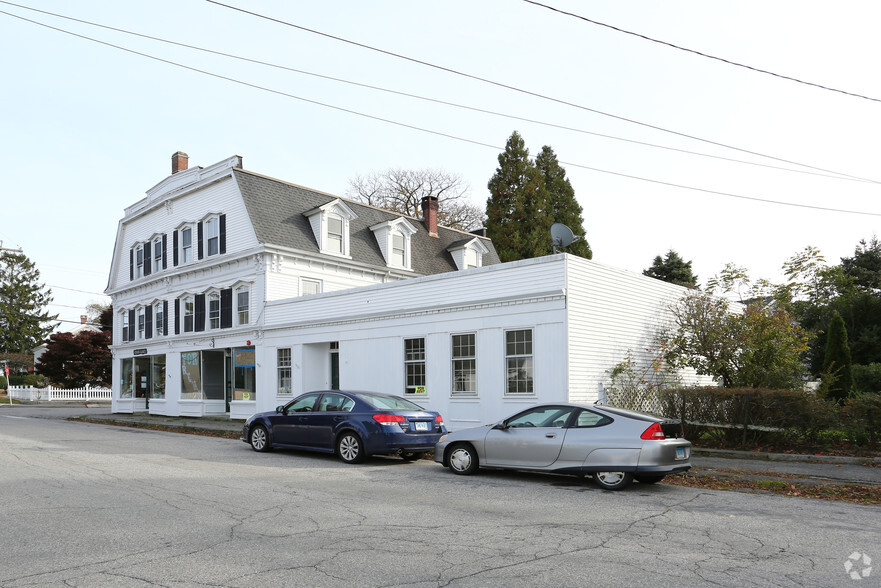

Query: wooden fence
[7,385,112,402]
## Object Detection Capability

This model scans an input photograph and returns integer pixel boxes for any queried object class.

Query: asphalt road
[1,412,879,587]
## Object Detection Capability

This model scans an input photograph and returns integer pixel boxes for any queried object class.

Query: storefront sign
[234,348,255,368]
[133,349,148,356]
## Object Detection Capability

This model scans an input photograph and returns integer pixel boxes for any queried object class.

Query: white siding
[564,256,714,404]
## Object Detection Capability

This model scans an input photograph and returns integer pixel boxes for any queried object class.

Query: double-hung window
[154,302,164,336]
[183,297,194,332]
[391,232,406,267]
[181,227,193,263]
[404,338,425,395]
[278,348,292,394]
[208,293,220,329]
[153,238,163,272]
[135,246,144,278]
[505,329,533,394]
[236,286,249,325]
[327,215,344,254]
[122,312,130,343]
[137,308,145,340]
[206,217,219,256]
[452,333,476,395]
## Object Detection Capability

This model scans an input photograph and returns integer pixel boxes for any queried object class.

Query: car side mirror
[275,405,285,414]
[492,422,508,430]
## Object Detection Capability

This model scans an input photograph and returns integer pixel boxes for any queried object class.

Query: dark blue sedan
[241,390,446,463]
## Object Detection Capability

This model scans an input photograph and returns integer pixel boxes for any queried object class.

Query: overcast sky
[2,0,880,330]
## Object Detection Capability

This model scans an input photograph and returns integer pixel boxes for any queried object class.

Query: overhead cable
[0,0,869,184]
[204,0,876,182]
[523,0,881,104]
[1,8,879,217]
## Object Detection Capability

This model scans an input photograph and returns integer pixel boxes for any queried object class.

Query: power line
[523,0,881,104]
[2,7,879,217]
[47,284,108,296]
[204,0,877,183]
[0,0,869,185]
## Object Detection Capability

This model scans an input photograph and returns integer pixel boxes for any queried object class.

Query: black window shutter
[219,214,227,254]
[220,288,233,328]
[128,309,136,342]
[129,249,134,281]
[163,300,169,335]
[197,221,204,260]
[145,305,153,339]
[162,234,168,269]
[144,241,152,276]
[194,294,206,332]
[172,231,179,266]
[174,299,180,335]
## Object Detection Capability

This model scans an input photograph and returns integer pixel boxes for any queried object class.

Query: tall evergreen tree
[535,146,592,259]
[0,250,56,353]
[486,132,551,262]
[823,310,853,402]
[644,250,698,287]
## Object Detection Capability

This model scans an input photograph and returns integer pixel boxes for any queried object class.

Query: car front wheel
[249,425,271,452]
[447,444,479,475]
[336,432,365,464]
[593,471,634,490]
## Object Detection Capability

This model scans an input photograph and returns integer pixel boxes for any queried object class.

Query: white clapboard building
[107,152,705,426]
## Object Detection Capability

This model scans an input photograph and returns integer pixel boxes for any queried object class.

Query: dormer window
[392,232,406,266]
[448,238,490,271]
[327,215,344,254]
[370,217,417,270]
[304,199,357,258]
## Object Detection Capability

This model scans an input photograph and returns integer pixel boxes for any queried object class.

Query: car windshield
[359,393,426,411]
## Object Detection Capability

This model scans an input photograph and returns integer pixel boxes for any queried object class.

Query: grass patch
[664,473,881,505]
[69,416,240,440]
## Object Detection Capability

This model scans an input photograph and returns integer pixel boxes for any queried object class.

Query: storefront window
[233,347,256,401]
[151,355,166,399]
[120,358,134,398]
[181,351,202,399]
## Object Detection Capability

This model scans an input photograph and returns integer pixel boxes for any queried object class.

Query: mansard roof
[233,169,499,275]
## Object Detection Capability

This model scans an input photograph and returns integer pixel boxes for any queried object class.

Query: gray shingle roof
[234,169,499,275]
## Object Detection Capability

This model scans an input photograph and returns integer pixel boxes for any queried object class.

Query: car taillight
[435,415,444,426]
[640,422,666,440]
[373,414,406,426]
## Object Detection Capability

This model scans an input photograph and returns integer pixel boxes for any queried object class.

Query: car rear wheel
[336,432,365,464]
[635,474,666,484]
[447,444,479,475]
[401,451,424,461]
[249,425,271,452]
[593,471,634,490]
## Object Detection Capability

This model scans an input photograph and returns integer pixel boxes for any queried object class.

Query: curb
[693,447,881,466]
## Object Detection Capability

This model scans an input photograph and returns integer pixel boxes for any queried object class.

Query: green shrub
[852,364,881,394]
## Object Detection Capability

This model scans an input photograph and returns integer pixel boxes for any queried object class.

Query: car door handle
[334,416,344,422]
[545,433,557,439]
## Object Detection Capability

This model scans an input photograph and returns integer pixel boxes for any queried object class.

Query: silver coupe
[434,403,691,490]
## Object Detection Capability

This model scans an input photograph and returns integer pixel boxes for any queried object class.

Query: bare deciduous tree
[346,169,484,231]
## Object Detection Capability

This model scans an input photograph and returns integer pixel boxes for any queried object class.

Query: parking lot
[2,411,879,586]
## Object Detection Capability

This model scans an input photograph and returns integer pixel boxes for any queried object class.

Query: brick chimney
[171,151,189,174]
[421,195,439,237]
[80,315,87,324]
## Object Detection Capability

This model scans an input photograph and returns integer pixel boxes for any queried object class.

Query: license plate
[676,447,687,460]
[415,422,429,431]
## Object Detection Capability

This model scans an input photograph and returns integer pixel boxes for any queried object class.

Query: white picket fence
[6,385,112,402]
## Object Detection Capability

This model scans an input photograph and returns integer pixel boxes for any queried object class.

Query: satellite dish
[550,223,581,253]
